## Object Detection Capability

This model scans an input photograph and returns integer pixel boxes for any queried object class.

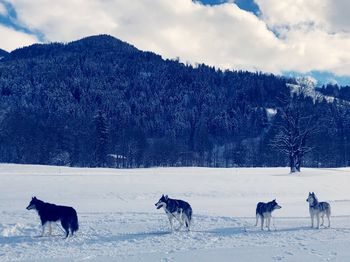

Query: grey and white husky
[306,192,331,229]
[155,194,192,231]
[255,199,281,230]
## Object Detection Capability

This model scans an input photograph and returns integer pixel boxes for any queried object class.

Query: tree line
[0,35,349,170]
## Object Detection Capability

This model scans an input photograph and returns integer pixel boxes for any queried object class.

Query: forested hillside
[0,35,349,168]
[0,49,8,58]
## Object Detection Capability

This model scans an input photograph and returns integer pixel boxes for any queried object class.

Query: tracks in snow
[1,212,350,261]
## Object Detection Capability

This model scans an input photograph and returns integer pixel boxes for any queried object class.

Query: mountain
[0,35,349,168]
[0,48,8,59]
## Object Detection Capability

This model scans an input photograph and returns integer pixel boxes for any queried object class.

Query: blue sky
[200,0,260,15]
[0,0,350,86]
[0,1,44,41]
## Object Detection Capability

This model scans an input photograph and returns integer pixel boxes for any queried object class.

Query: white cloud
[255,0,327,29]
[325,0,350,33]
[255,0,350,35]
[2,0,350,77]
[254,0,350,76]
[0,24,39,51]
[9,0,286,73]
[0,2,7,16]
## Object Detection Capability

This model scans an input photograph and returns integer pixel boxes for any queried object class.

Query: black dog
[26,197,79,238]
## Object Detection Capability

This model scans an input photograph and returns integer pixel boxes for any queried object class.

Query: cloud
[6,0,285,73]
[254,0,350,76]
[255,0,327,29]
[256,0,350,34]
[2,0,350,78]
[325,0,350,33]
[0,24,38,51]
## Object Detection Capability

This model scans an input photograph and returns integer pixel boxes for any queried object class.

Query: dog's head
[271,199,282,210]
[155,194,168,209]
[306,192,316,204]
[26,196,38,210]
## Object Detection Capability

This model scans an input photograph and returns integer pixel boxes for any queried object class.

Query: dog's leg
[48,222,52,236]
[327,213,331,228]
[170,217,174,232]
[176,212,185,231]
[41,223,46,237]
[265,214,271,231]
[167,215,174,232]
[260,217,264,230]
[320,214,324,227]
[176,218,184,231]
[316,214,320,229]
[310,214,314,228]
[255,214,259,226]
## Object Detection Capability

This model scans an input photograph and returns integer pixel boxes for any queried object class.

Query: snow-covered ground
[1,164,350,261]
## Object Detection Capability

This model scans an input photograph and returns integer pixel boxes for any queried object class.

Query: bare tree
[271,90,317,173]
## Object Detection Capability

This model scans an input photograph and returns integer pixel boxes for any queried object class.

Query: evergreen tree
[94,111,109,167]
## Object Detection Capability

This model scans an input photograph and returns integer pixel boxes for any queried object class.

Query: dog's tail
[71,209,79,233]
[184,207,192,228]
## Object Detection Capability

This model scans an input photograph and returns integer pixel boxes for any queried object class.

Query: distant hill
[0,48,8,58]
[0,35,348,168]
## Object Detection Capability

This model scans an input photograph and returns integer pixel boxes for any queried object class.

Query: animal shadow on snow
[203,227,247,236]
[0,234,65,245]
[204,225,318,236]
[83,230,170,244]
[263,226,315,233]
[0,231,170,246]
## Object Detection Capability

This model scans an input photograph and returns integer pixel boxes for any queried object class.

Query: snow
[1,164,350,261]
[266,108,277,120]
[287,81,350,106]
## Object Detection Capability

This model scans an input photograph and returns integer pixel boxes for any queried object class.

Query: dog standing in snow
[155,194,192,231]
[306,192,331,229]
[255,199,281,230]
[26,196,79,238]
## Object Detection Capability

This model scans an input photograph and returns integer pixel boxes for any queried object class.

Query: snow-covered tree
[271,95,317,173]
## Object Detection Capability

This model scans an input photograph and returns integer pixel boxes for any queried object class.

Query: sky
[0,0,350,86]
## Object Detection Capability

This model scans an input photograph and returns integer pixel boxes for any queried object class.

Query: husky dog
[26,197,79,238]
[306,192,331,229]
[155,194,192,231]
[255,199,281,230]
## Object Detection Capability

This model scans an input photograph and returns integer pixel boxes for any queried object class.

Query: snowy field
[1,164,350,261]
